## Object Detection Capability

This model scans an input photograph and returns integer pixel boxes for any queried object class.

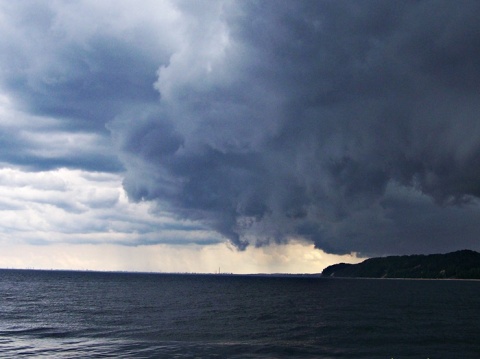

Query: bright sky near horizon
[0,1,479,273]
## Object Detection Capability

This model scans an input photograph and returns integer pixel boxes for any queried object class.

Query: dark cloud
[110,0,480,256]
[3,1,480,256]
[0,1,172,171]
[4,36,163,131]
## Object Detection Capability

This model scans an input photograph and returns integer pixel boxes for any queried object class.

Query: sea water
[0,269,479,358]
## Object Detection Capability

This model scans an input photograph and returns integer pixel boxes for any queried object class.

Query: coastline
[322,276,480,282]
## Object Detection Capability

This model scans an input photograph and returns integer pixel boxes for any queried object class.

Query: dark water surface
[0,269,479,358]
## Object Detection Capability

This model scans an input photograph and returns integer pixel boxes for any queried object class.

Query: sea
[0,270,479,358]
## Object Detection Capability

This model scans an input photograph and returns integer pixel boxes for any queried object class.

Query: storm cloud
[2,1,480,256]
[110,0,480,255]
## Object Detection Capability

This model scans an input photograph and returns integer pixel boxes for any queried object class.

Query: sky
[1,0,480,273]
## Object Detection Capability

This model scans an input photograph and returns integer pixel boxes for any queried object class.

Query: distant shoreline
[322,276,480,282]
[0,268,322,277]
[321,250,480,280]
[1,267,480,281]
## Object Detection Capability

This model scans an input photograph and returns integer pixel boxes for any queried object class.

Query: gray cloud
[110,0,480,256]
[2,1,480,256]
[0,0,174,170]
